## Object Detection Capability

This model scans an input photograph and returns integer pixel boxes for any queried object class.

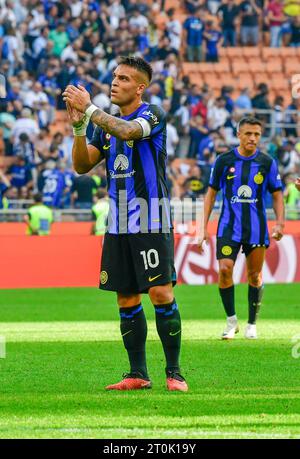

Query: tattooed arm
[90,108,143,141]
[63,85,144,141]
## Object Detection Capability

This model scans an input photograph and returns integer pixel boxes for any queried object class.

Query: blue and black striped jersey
[89,103,172,234]
[209,148,283,245]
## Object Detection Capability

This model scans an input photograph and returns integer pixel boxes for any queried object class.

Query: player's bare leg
[245,247,265,339]
[106,293,152,390]
[218,259,239,340]
[148,283,188,392]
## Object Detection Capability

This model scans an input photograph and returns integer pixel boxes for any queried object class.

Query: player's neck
[237,146,257,157]
[119,99,144,117]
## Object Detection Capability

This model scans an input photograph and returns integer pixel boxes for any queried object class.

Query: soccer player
[295,177,300,191]
[199,117,285,340]
[63,56,188,392]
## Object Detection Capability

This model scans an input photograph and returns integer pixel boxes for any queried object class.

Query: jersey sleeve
[134,104,166,137]
[88,126,105,152]
[209,155,224,191]
[267,159,283,193]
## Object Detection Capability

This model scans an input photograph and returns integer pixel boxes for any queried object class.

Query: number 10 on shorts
[140,249,159,270]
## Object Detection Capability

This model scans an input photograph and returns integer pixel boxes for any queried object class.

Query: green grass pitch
[0,283,300,439]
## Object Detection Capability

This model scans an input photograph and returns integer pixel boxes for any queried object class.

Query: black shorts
[100,232,177,294]
[216,238,267,261]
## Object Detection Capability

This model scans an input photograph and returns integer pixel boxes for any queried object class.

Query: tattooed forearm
[91,109,143,140]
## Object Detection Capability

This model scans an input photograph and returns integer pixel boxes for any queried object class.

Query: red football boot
[106,372,152,391]
[166,371,188,392]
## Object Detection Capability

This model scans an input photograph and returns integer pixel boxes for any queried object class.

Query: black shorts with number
[216,237,267,261]
[99,232,177,294]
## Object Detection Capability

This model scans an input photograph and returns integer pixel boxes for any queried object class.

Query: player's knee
[148,285,173,305]
[117,293,141,308]
[248,271,262,287]
[219,262,233,281]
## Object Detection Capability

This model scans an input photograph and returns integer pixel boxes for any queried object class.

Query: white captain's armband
[135,117,151,138]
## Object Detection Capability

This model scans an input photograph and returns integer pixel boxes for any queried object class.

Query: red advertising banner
[0,223,299,288]
[174,235,300,285]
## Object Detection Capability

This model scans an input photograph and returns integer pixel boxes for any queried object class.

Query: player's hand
[271,223,284,241]
[66,101,85,125]
[62,85,91,113]
[295,177,300,191]
[198,230,209,254]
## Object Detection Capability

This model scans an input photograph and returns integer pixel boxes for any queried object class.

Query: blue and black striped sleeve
[88,126,105,152]
[267,159,283,193]
[209,155,224,191]
[135,104,166,137]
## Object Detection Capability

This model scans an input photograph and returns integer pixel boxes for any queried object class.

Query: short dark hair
[118,56,153,83]
[237,116,262,131]
[33,192,43,203]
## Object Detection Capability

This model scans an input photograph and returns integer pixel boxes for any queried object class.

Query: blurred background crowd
[0,0,300,215]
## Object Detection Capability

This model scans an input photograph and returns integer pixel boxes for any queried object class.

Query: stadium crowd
[0,0,300,211]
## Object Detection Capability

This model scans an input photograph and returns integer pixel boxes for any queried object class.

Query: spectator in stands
[49,20,70,57]
[207,96,229,130]
[185,1,203,14]
[0,101,15,155]
[251,83,271,127]
[71,173,97,209]
[267,0,286,47]
[166,8,182,52]
[272,95,285,135]
[38,159,66,208]
[32,26,50,61]
[38,67,61,113]
[182,164,208,200]
[278,140,300,176]
[285,98,300,137]
[221,86,235,113]
[11,108,40,143]
[235,88,253,110]
[203,20,223,62]
[12,132,35,164]
[22,81,51,128]
[2,27,20,76]
[166,114,179,159]
[35,127,51,162]
[217,0,240,47]
[286,15,300,46]
[183,7,205,62]
[7,155,33,196]
[188,114,209,158]
[0,169,11,209]
[0,129,5,156]
[239,0,263,46]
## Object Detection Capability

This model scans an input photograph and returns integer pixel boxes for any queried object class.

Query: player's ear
[137,84,146,95]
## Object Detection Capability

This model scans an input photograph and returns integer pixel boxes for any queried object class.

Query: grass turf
[0,283,300,439]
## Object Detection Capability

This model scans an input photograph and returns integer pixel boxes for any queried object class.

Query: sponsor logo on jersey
[254,172,264,184]
[126,140,134,148]
[221,246,233,256]
[105,133,111,140]
[142,110,159,125]
[114,154,129,171]
[109,154,135,179]
[100,271,108,284]
[231,185,258,204]
[229,167,235,173]
[227,174,236,180]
